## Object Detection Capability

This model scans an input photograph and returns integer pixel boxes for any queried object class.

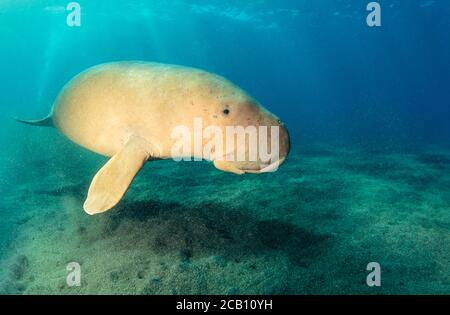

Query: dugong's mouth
[259,158,286,173]
[243,157,286,174]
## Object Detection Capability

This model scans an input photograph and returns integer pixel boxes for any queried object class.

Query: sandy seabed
[0,130,449,294]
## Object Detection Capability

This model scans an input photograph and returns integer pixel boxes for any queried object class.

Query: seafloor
[0,128,449,294]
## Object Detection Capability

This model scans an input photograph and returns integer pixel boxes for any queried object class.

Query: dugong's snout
[278,123,291,162]
[253,122,290,173]
[214,120,290,175]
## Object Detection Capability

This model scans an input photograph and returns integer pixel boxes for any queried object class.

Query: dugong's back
[52,62,243,157]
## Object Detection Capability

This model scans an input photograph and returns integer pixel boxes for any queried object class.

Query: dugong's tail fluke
[13,116,53,127]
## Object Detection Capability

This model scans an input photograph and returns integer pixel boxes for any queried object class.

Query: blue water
[0,0,449,294]
[2,0,449,146]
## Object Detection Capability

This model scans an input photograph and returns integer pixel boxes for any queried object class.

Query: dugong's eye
[223,109,230,115]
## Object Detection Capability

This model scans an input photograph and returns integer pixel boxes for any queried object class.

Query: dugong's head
[194,75,291,175]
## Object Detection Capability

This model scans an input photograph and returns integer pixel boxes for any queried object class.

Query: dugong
[17,62,290,215]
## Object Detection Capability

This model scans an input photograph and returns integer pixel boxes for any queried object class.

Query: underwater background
[0,0,449,294]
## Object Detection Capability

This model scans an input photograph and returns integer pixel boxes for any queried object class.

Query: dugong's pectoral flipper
[83,136,150,215]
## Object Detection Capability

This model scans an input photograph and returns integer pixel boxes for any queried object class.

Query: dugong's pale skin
[17,62,290,215]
